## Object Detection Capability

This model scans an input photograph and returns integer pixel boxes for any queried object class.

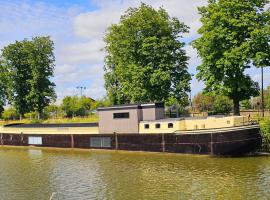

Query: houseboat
[0,103,262,155]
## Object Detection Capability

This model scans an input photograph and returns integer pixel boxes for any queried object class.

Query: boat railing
[174,123,260,135]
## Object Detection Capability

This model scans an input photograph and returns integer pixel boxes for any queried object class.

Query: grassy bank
[0,115,98,126]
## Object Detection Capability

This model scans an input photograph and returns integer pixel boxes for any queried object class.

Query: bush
[259,118,270,152]
[2,108,19,120]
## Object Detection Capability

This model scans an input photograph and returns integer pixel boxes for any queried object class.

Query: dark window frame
[155,123,161,129]
[168,123,173,128]
[144,124,149,129]
[113,112,130,119]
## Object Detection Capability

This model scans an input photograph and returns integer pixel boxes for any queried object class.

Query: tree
[61,96,94,118]
[2,40,32,118]
[240,99,252,110]
[1,36,56,119]
[192,92,232,114]
[0,58,8,116]
[192,0,269,115]
[264,85,270,109]
[26,37,56,119]
[104,3,191,105]
[192,92,214,112]
[1,108,19,120]
[212,95,232,115]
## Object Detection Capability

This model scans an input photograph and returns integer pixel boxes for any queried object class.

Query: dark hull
[0,125,262,156]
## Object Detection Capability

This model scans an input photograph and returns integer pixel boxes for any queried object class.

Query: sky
[0,0,269,102]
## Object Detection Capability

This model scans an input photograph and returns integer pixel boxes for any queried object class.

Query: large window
[28,136,42,145]
[90,137,111,148]
[113,112,129,119]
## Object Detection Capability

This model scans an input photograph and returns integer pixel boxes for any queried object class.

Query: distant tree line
[0,96,110,121]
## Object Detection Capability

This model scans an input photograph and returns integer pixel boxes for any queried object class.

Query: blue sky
[0,0,269,102]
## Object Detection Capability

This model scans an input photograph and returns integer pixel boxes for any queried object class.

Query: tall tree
[193,0,269,115]
[27,36,56,119]
[0,58,8,116]
[1,36,56,118]
[2,40,32,118]
[104,3,191,105]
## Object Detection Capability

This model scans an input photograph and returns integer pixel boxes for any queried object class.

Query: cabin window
[90,137,111,148]
[194,125,198,130]
[28,136,42,145]
[155,123,161,129]
[113,112,129,119]
[227,120,230,124]
[144,124,149,129]
[168,123,173,128]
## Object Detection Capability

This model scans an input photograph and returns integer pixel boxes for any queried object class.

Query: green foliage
[265,86,270,109]
[62,96,94,118]
[91,97,111,110]
[260,118,270,151]
[26,37,56,114]
[192,92,214,112]
[1,36,56,116]
[2,40,32,115]
[212,95,232,115]
[193,92,232,114]
[192,0,269,115]
[104,3,191,105]
[2,108,19,120]
[240,99,252,109]
[260,118,270,135]
[0,58,8,115]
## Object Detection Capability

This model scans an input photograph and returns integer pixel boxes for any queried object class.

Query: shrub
[259,118,270,152]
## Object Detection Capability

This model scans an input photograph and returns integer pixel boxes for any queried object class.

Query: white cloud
[58,40,105,64]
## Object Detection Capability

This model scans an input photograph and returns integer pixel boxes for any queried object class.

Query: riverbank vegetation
[259,118,270,152]
[0,96,110,124]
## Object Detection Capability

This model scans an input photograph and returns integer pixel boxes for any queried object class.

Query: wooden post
[162,133,165,152]
[20,132,24,144]
[114,132,118,150]
[210,133,214,156]
[0,133,3,145]
[71,134,74,148]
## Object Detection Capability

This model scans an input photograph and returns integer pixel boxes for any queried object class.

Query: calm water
[0,147,269,200]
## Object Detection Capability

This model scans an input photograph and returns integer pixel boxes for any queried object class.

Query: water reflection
[0,147,269,200]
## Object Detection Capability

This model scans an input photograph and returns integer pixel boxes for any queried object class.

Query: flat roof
[97,102,164,111]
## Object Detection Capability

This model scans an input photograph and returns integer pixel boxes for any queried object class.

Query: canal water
[0,147,269,200]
